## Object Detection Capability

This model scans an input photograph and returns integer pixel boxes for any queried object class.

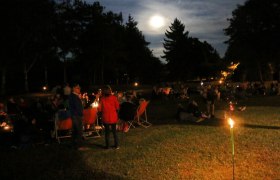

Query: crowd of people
[152,80,279,122]
[0,80,277,150]
[0,83,144,150]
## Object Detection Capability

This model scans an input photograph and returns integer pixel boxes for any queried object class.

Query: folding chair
[127,99,152,129]
[119,101,137,132]
[82,108,101,138]
[54,109,72,143]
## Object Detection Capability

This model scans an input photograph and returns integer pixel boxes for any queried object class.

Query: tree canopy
[1,0,57,93]
[0,0,163,94]
[163,18,221,81]
[224,0,280,81]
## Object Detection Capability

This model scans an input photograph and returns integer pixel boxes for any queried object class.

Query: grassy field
[0,96,279,179]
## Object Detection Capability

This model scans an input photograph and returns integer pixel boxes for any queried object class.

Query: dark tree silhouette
[122,15,162,84]
[0,0,163,94]
[163,18,221,81]
[0,0,56,93]
[163,18,190,80]
[224,0,280,81]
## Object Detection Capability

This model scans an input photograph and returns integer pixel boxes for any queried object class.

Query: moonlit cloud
[86,0,246,59]
[149,15,165,29]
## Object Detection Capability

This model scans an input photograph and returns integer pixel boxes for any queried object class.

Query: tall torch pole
[228,118,235,180]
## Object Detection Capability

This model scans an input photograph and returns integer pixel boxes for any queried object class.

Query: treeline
[0,0,164,95]
[163,18,222,81]
[2,0,279,95]
[224,0,280,82]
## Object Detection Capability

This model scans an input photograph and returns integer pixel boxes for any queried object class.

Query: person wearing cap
[98,85,120,149]
[68,84,86,150]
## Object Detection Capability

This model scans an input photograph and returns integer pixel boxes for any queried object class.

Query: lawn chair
[54,109,72,143]
[127,99,152,129]
[82,108,101,138]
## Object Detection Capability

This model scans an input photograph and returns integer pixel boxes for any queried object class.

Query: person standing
[98,85,120,149]
[63,83,71,108]
[206,85,218,118]
[63,83,72,98]
[68,84,85,150]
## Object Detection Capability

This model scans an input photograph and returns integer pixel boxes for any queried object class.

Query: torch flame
[228,118,235,128]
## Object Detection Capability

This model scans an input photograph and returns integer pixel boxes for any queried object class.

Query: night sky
[87,0,246,60]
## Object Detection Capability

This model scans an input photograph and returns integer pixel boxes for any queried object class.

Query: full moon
[149,15,165,29]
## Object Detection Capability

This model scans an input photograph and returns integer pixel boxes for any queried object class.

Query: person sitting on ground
[176,100,209,123]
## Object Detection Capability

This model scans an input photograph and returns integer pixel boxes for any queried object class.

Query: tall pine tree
[163,18,190,80]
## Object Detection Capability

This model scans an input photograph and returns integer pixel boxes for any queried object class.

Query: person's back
[99,95,119,124]
[98,85,120,149]
[119,100,137,122]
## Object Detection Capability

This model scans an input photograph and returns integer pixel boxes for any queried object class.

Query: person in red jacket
[98,85,120,149]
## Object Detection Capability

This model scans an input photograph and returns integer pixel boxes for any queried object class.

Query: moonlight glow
[149,15,165,29]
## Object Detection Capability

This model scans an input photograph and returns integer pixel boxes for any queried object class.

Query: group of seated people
[0,87,149,149]
[0,97,47,148]
[176,100,210,123]
[152,85,189,100]
[78,89,144,131]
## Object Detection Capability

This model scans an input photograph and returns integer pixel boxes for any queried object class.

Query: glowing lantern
[221,71,229,78]
[91,101,98,108]
[4,125,11,130]
[42,86,47,91]
[228,62,240,71]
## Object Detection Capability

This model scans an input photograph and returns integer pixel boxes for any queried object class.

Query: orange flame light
[42,86,47,91]
[228,62,240,71]
[221,71,229,78]
[91,101,98,108]
[228,118,235,128]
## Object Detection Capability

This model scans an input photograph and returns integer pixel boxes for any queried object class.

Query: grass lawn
[0,95,279,179]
